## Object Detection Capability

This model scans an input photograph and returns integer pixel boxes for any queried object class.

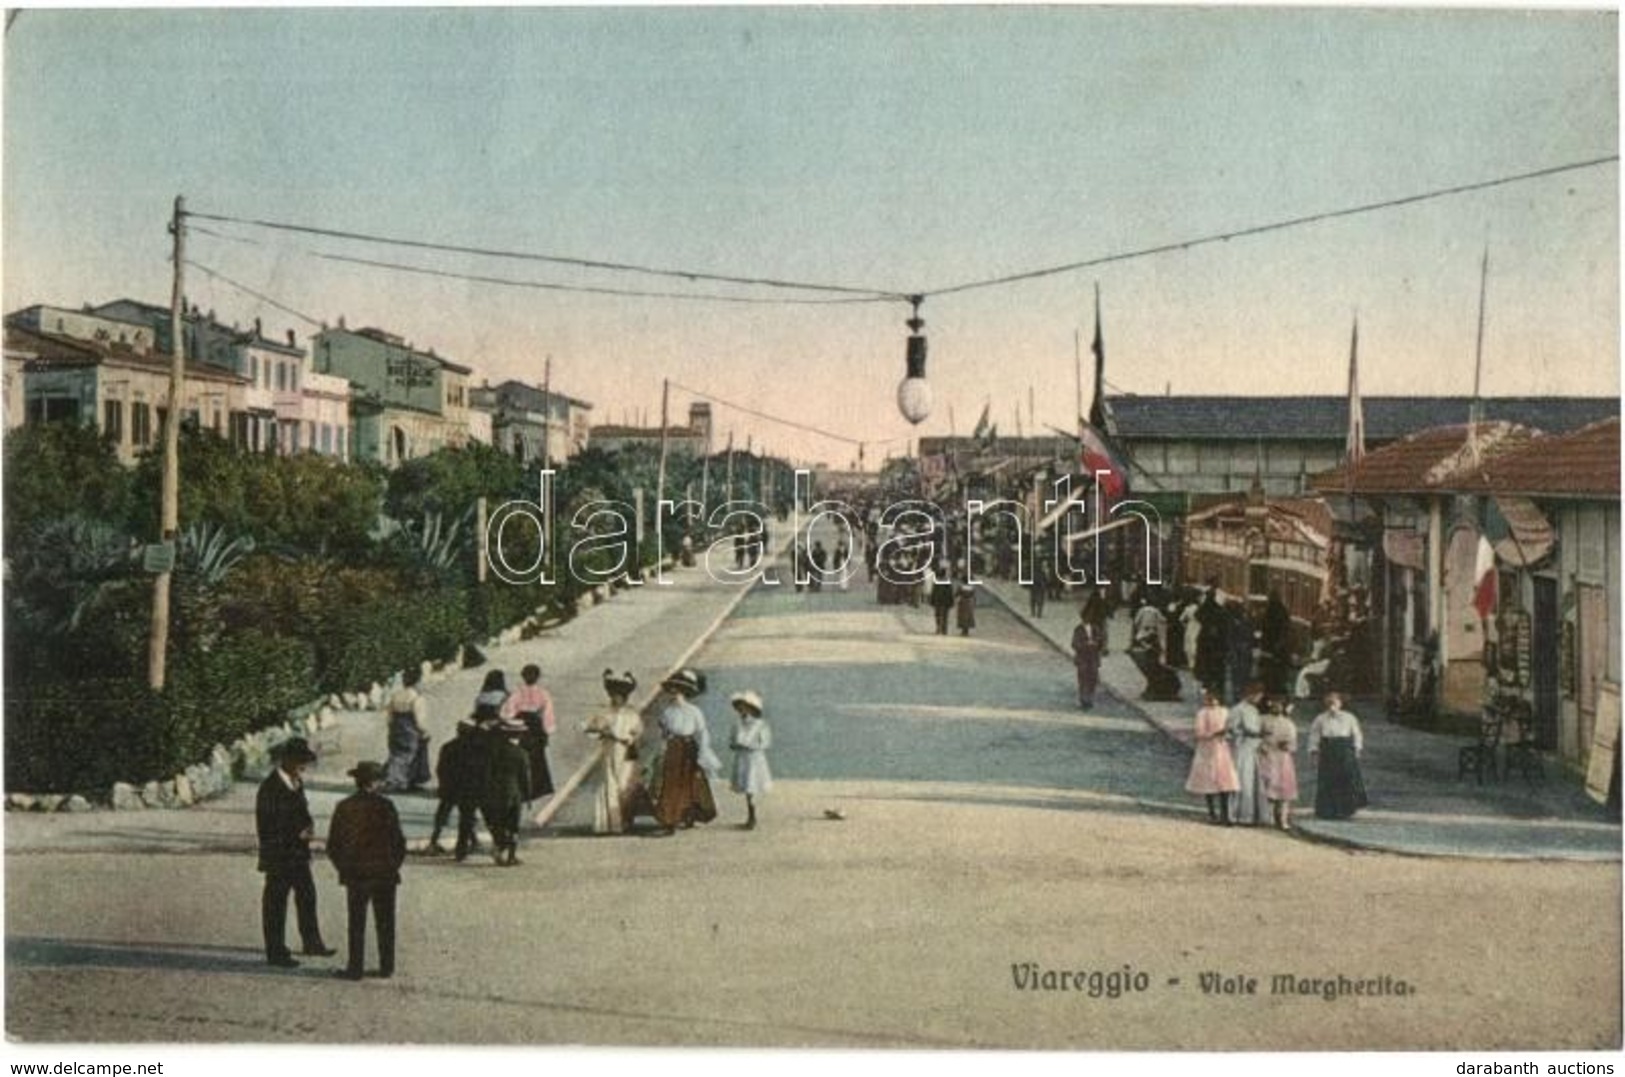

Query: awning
[1492,495,1555,567]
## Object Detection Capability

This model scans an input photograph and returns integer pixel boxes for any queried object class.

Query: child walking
[728,691,772,830]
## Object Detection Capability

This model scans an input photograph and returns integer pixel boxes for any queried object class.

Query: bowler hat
[273,738,317,765]
[347,761,386,785]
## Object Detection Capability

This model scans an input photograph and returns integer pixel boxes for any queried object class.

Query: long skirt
[519,727,554,800]
[654,736,717,829]
[1229,739,1266,824]
[593,740,642,835]
[1313,736,1368,819]
[1074,650,1101,706]
[384,714,430,791]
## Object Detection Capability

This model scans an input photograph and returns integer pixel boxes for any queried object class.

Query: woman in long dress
[1185,687,1240,825]
[955,575,977,636]
[502,663,556,801]
[1224,682,1267,826]
[728,690,772,830]
[1257,698,1300,831]
[582,669,645,834]
[649,668,720,834]
[1308,691,1368,819]
[382,667,431,792]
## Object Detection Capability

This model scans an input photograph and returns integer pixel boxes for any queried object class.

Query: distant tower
[688,402,713,453]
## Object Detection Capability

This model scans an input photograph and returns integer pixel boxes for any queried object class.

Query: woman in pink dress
[1257,697,1300,831]
[1185,687,1240,825]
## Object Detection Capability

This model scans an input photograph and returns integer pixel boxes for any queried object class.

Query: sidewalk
[5,539,788,855]
[980,577,1622,862]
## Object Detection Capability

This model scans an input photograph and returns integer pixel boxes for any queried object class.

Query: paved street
[5,538,1621,1049]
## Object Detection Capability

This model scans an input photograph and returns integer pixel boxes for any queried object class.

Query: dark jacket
[256,771,314,874]
[436,729,486,805]
[326,790,407,887]
[483,734,532,813]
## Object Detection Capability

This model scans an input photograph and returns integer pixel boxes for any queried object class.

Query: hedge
[5,629,316,795]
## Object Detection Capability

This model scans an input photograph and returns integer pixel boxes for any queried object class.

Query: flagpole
[1074,328,1084,430]
[1470,247,1490,460]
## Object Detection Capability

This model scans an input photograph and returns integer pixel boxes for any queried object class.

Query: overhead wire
[310,251,896,306]
[184,208,906,301]
[187,154,1616,312]
[919,155,1618,298]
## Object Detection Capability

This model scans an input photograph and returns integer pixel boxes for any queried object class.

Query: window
[251,356,259,386]
[155,407,169,440]
[291,365,299,391]
[276,363,287,392]
[320,423,332,454]
[103,399,125,444]
[28,397,79,424]
[132,402,152,446]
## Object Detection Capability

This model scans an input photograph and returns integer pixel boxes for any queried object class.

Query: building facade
[311,324,473,466]
[469,379,593,465]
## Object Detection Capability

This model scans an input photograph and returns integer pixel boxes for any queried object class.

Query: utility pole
[148,195,185,690]
[726,430,735,501]
[656,378,670,544]
[541,354,552,471]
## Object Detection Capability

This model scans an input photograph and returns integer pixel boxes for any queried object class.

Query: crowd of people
[254,656,776,980]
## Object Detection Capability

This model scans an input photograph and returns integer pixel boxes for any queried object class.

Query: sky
[3,6,1618,469]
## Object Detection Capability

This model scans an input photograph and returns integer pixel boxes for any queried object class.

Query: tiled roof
[1457,418,1620,498]
[1309,422,1543,495]
[1106,395,1618,441]
[6,326,246,383]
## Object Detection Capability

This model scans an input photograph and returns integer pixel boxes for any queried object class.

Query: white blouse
[1308,708,1363,754]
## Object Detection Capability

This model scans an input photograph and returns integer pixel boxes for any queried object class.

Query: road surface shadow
[7,935,315,977]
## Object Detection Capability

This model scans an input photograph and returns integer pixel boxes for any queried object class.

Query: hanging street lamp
[896,294,931,425]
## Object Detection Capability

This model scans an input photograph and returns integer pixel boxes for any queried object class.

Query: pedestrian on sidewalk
[810,541,828,592]
[502,663,557,804]
[1071,605,1105,710]
[472,669,508,725]
[582,669,645,835]
[728,690,773,830]
[1185,688,1240,825]
[1257,698,1300,831]
[382,668,431,793]
[1308,691,1368,820]
[929,562,955,635]
[1027,557,1049,618]
[326,760,406,980]
[651,668,721,835]
[1226,599,1256,704]
[482,721,531,866]
[1194,584,1229,696]
[427,720,484,859]
[255,738,336,968]
[1225,682,1268,826]
[955,572,977,636]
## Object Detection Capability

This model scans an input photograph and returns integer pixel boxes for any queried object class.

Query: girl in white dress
[729,690,773,830]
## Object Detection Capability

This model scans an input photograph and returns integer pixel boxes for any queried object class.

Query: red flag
[1079,420,1129,502]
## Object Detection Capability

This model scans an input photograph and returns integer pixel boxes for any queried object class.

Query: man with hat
[652,668,720,834]
[255,737,335,968]
[326,760,407,980]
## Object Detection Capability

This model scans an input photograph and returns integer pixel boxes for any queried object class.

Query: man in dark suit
[255,738,336,967]
[427,720,487,861]
[327,760,407,980]
[482,722,531,867]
